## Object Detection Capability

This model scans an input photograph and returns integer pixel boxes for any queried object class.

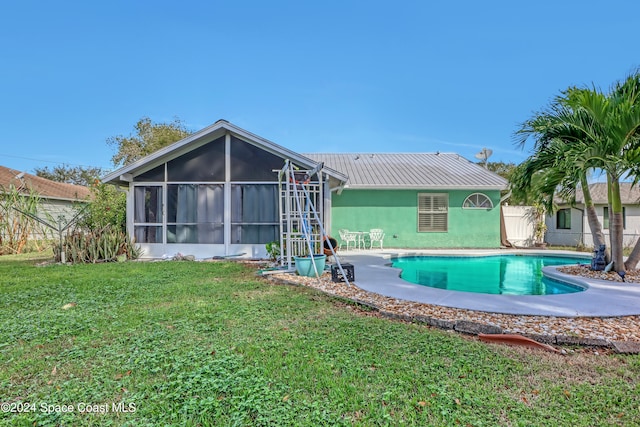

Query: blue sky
[1,0,638,175]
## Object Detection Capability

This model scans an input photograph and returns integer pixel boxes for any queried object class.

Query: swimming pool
[390,255,588,295]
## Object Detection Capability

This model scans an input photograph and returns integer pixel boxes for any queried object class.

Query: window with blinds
[418,193,448,232]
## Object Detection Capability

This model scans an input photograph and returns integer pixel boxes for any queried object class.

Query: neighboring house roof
[0,165,91,202]
[565,182,640,205]
[303,153,508,190]
[102,120,348,187]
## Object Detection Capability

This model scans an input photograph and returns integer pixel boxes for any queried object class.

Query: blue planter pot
[294,254,326,277]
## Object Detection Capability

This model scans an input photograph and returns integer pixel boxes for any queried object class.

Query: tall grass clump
[51,182,140,264]
[54,224,141,263]
[0,184,43,255]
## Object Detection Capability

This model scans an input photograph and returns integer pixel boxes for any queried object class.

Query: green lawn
[1,256,639,426]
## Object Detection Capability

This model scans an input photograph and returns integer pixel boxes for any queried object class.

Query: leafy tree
[485,161,517,181]
[34,165,105,187]
[484,161,517,203]
[107,116,192,167]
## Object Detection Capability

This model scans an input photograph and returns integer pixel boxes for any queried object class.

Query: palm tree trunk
[624,239,640,270]
[580,174,608,261]
[609,176,625,272]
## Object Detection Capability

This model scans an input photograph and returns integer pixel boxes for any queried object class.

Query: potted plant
[293,253,326,277]
[293,238,326,277]
[265,241,280,262]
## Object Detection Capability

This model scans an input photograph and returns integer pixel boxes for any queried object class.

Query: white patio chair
[369,228,385,249]
[339,229,357,250]
[338,229,347,249]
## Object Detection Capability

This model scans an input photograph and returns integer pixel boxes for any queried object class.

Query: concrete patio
[331,249,640,317]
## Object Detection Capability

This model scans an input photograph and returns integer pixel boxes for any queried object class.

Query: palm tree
[514,71,640,272]
[512,101,607,259]
[610,74,640,269]
[563,74,640,272]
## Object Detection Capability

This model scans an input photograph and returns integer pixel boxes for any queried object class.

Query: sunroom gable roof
[102,120,348,186]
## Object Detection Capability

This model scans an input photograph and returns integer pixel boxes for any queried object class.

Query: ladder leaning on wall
[277,159,350,286]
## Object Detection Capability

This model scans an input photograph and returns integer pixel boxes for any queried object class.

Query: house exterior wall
[37,199,87,239]
[544,205,640,248]
[8,198,83,241]
[544,207,584,247]
[583,205,640,248]
[107,122,508,259]
[329,189,502,248]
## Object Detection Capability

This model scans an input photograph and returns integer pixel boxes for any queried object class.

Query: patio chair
[338,229,347,249]
[338,229,357,250]
[369,228,385,250]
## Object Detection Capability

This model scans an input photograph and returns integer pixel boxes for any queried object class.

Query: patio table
[352,231,368,249]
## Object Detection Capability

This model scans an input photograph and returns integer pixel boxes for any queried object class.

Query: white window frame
[418,193,448,232]
[556,208,572,230]
[132,183,165,244]
[462,193,493,209]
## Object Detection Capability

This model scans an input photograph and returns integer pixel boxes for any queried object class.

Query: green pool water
[390,255,587,295]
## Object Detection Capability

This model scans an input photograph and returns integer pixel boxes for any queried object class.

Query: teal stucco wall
[330,189,502,248]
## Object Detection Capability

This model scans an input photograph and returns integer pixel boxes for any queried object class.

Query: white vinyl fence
[502,205,536,248]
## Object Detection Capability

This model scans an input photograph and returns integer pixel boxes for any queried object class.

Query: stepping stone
[556,335,610,348]
[427,318,455,330]
[611,341,640,354]
[454,320,502,335]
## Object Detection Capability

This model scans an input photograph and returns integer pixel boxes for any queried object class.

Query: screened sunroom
[103,120,347,259]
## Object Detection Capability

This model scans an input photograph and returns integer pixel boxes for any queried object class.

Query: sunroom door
[133,185,164,257]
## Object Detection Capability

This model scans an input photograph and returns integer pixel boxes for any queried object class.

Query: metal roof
[0,165,91,202]
[303,153,508,190]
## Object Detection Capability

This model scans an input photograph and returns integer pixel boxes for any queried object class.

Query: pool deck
[335,249,640,317]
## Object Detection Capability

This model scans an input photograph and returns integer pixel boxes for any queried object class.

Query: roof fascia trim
[102,122,228,183]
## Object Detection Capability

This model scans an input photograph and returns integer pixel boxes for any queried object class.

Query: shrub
[79,182,126,232]
[265,240,281,262]
[54,224,142,264]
